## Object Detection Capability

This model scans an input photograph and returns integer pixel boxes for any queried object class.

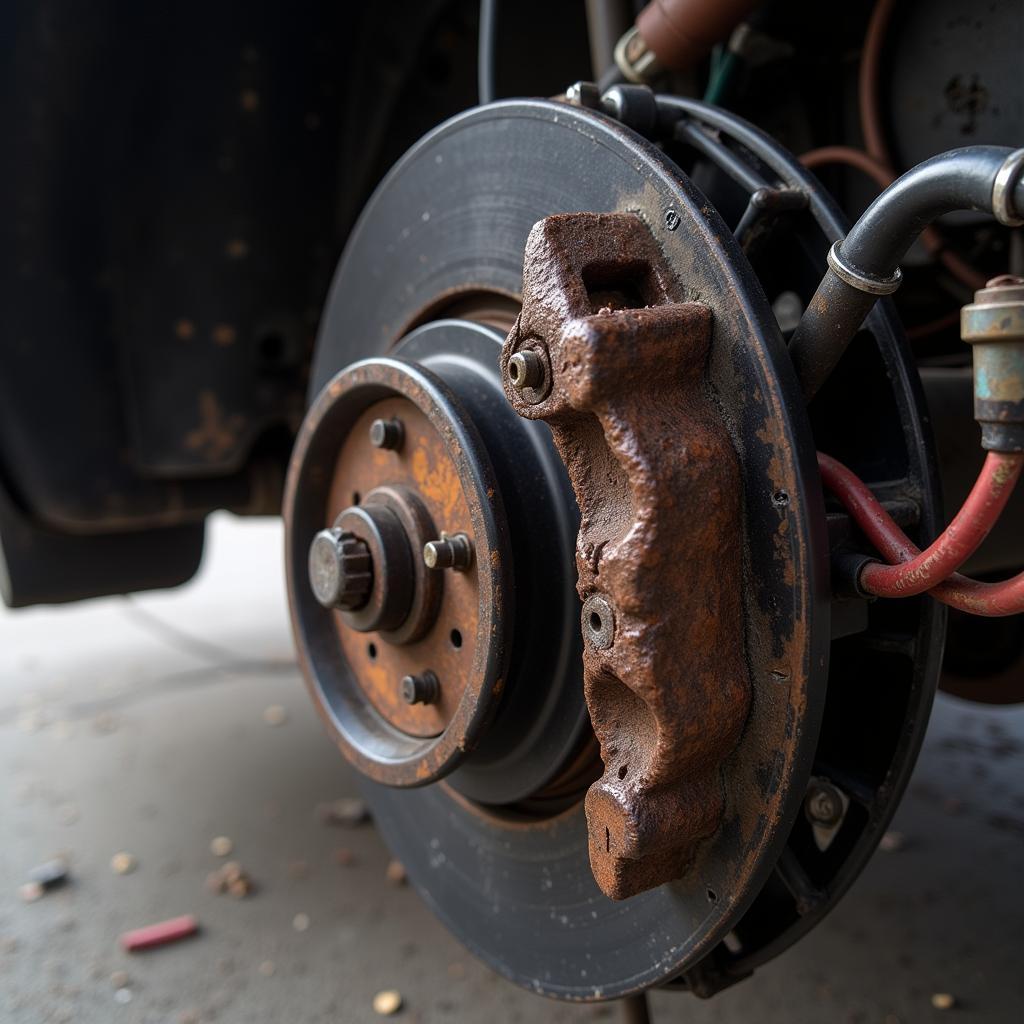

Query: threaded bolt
[508,351,544,391]
[423,532,473,571]
[369,417,404,451]
[308,529,372,610]
[400,670,440,706]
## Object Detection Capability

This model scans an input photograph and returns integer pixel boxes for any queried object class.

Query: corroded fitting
[962,275,1024,452]
[508,351,545,391]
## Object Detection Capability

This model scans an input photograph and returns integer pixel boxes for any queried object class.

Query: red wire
[818,451,1024,617]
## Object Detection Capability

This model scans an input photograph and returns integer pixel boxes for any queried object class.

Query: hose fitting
[962,276,1024,452]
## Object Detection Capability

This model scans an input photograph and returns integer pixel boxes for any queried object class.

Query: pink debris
[119,914,199,952]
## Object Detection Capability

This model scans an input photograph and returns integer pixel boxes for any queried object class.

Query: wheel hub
[286,321,587,799]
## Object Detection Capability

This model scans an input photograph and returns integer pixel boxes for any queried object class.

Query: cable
[478,0,498,105]
[818,452,1024,616]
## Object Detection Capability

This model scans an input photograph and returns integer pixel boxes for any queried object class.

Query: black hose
[843,147,1017,276]
[478,0,498,105]
[789,145,1024,401]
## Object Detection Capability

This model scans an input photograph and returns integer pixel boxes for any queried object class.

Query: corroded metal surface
[502,212,751,899]
[284,358,512,787]
[330,396,477,738]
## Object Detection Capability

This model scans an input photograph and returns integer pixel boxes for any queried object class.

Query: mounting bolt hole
[582,594,616,651]
[771,489,790,508]
[352,491,361,505]
[367,642,377,660]
[617,764,628,780]
[706,887,718,904]
[450,628,462,649]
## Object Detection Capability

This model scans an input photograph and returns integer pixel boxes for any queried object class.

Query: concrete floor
[1,514,1022,1024]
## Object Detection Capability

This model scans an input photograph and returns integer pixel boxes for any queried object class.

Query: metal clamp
[613,26,662,84]
[992,148,1024,227]
[827,240,902,296]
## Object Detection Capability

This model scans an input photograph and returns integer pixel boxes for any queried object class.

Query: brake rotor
[284,96,941,1000]
[285,97,826,998]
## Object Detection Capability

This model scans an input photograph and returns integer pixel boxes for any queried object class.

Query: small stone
[317,797,369,827]
[385,859,407,886]
[931,993,956,1010]
[287,859,309,879]
[207,861,254,898]
[878,830,906,853]
[0,937,18,954]
[27,856,70,888]
[210,836,234,857]
[447,962,465,979]
[258,960,275,977]
[262,704,287,726]
[227,876,253,899]
[372,989,403,1016]
[110,971,130,989]
[114,987,133,1005]
[18,882,44,903]
[292,913,310,932]
[178,1010,201,1024]
[110,852,137,875]
[334,847,356,867]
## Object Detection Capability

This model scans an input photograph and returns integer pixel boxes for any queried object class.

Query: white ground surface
[1,514,1022,1023]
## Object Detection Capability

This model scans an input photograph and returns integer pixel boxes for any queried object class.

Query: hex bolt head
[400,670,441,706]
[507,350,545,391]
[368,417,404,451]
[423,532,474,572]
[308,528,373,610]
[804,781,844,827]
[582,594,616,650]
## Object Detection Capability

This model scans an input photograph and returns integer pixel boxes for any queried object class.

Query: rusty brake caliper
[501,213,751,900]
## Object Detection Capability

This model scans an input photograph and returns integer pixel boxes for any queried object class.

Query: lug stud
[423,532,473,571]
[400,670,440,706]
[508,350,544,390]
[369,416,404,451]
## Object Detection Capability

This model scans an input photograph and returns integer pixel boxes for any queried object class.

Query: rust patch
[329,396,479,738]
[502,212,751,899]
[183,390,244,461]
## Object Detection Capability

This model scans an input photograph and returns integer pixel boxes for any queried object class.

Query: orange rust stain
[410,438,463,520]
[183,391,244,461]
